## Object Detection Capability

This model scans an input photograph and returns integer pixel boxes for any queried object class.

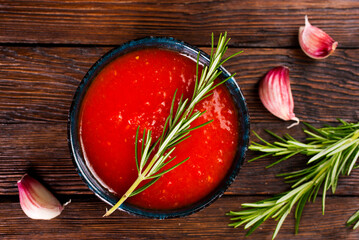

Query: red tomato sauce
[79,48,239,210]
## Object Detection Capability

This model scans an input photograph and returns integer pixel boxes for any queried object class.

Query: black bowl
[68,37,250,219]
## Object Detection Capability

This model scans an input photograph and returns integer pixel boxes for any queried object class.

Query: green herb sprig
[104,33,242,216]
[227,120,359,239]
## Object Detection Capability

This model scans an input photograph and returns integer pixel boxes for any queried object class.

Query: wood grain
[1,47,358,123]
[1,0,358,47]
[2,1,359,239]
[1,122,359,196]
[1,46,358,197]
[0,195,358,240]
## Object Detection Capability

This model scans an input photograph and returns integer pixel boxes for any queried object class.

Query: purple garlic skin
[17,174,69,220]
[299,15,338,59]
[259,66,299,128]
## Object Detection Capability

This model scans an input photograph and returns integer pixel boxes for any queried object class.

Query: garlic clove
[17,174,70,220]
[259,66,299,128]
[299,15,338,59]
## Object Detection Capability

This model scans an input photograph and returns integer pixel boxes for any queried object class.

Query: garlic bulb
[17,174,70,220]
[299,15,338,59]
[259,66,299,128]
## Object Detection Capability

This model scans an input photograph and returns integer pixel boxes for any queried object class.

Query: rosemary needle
[227,120,359,239]
[347,209,359,230]
[104,33,242,217]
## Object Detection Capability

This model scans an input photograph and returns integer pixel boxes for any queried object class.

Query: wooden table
[1,1,358,239]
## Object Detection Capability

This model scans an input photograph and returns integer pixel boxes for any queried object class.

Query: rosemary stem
[103,174,144,217]
[228,120,359,238]
[104,153,160,217]
[142,154,160,177]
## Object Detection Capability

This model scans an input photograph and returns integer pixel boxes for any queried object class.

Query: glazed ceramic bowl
[68,37,250,219]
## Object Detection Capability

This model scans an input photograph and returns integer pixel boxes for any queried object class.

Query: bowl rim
[68,36,250,219]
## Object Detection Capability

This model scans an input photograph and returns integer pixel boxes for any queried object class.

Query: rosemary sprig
[104,33,242,216]
[227,120,359,239]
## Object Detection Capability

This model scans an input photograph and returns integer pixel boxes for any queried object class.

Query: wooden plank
[0,46,106,123]
[1,122,359,196]
[0,195,358,239]
[1,0,358,47]
[0,123,88,195]
[1,46,358,123]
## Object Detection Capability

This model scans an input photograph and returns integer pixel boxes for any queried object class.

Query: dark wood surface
[1,1,358,239]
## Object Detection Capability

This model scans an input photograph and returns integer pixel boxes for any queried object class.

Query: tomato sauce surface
[79,48,239,210]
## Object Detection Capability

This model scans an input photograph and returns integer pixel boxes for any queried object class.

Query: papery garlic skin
[17,174,67,220]
[259,66,299,128]
[299,15,338,59]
